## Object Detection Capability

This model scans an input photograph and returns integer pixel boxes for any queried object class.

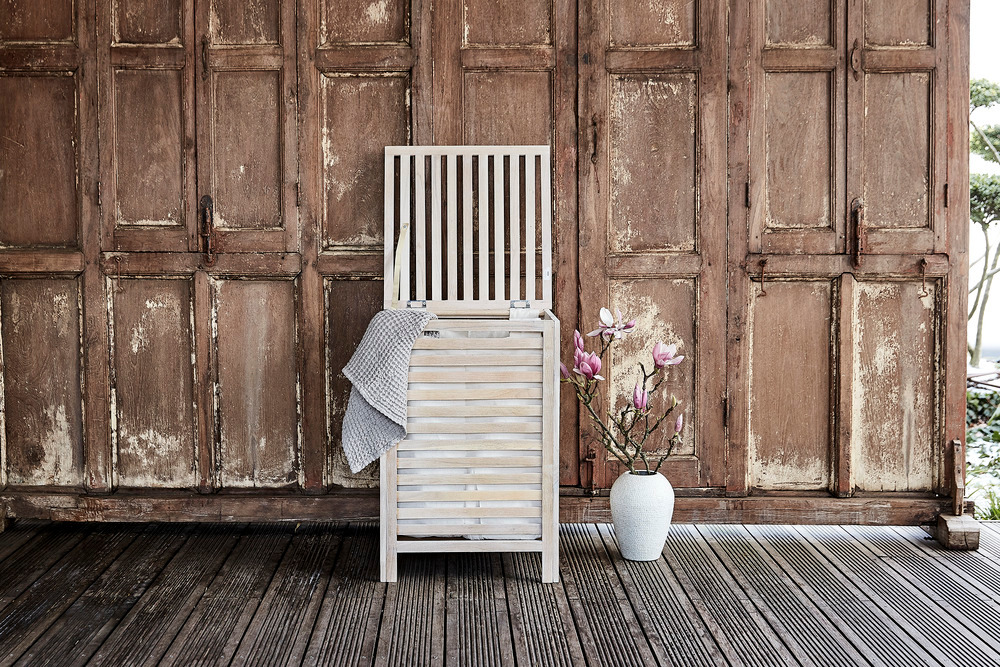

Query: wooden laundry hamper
[379,146,559,583]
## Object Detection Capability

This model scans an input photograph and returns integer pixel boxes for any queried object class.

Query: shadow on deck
[1,520,999,666]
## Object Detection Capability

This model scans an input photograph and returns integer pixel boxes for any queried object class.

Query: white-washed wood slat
[396,457,541,469]
[397,473,543,486]
[411,338,543,350]
[478,154,489,301]
[510,155,521,301]
[397,490,542,502]
[430,155,442,301]
[397,524,541,537]
[525,155,536,301]
[462,155,474,299]
[406,388,543,401]
[414,155,426,300]
[406,405,542,418]
[399,156,411,303]
[405,422,542,434]
[424,319,545,331]
[396,439,542,451]
[446,154,458,300]
[407,370,543,383]
[408,353,542,366]
[396,540,543,554]
[398,507,541,520]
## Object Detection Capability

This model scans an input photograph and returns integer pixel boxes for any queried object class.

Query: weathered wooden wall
[0,0,969,522]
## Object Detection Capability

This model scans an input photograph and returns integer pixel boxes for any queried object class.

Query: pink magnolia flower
[560,362,571,379]
[674,413,684,434]
[587,307,637,339]
[574,352,604,381]
[573,329,586,352]
[632,384,649,412]
[652,341,684,368]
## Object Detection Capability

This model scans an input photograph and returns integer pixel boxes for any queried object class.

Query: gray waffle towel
[341,308,436,472]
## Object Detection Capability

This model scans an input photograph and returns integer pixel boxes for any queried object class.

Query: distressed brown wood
[1,280,84,487]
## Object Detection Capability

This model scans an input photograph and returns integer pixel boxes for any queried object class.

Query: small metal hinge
[296,182,301,207]
[944,183,949,208]
[745,180,751,208]
[510,300,530,309]
[722,396,728,425]
[406,300,427,309]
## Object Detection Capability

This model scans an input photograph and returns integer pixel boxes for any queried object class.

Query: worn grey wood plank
[374,553,446,666]
[232,523,343,666]
[88,524,244,667]
[888,525,1000,603]
[597,524,731,667]
[0,524,140,665]
[795,524,1000,666]
[664,524,797,667]
[158,524,294,666]
[14,525,190,667]
[559,523,656,666]
[843,525,1000,633]
[502,550,586,667]
[444,553,514,667]
[303,523,385,666]
[698,524,870,667]
[746,524,953,667]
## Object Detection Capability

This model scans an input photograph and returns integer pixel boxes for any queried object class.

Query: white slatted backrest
[383,146,553,316]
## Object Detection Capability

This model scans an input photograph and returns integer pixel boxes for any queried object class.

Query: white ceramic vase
[609,470,675,561]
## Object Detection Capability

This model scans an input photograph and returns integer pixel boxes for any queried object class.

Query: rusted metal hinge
[944,183,949,208]
[722,395,729,427]
[745,180,751,208]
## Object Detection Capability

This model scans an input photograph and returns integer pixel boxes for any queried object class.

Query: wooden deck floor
[1,521,1000,666]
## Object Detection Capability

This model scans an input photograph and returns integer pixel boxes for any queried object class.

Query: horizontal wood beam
[2,490,965,526]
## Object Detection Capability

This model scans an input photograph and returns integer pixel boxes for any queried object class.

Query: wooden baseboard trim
[1,489,964,526]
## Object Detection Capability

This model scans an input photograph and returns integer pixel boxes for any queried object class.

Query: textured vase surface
[609,471,675,560]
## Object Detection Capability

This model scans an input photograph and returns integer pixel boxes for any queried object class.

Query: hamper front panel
[395,322,548,539]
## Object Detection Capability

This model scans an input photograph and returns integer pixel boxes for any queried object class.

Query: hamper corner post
[380,450,398,583]
[542,309,561,584]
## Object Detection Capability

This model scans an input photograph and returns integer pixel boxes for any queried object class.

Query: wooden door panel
[210,0,280,44]
[114,0,183,44]
[320,0,409,44]
[0,0,74,42]
[763,72,835,233]
[610,0,695,46]
[750,0,844,254]
[463,71,552,145]
[863,0,930,47]
[765,0,832,45]
[861,72,931,230]
[851,280,938,492]
[111,279,197,488]
[112,69,186,229]
[464,0,551,45]
[211,70,284,231]
[609,73,696,253]
[214,279,298,488]
[1,279,84,487]
[0,73,79,249]
[748,281,833,491]
[325,278,383,487]
[608,278,699,486]
[321,73,410,250]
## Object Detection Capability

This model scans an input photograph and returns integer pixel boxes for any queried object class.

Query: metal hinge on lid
[406,300,427,309]
[510,300,530,308]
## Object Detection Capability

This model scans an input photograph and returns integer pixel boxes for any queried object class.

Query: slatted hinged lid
[383,146,553,316]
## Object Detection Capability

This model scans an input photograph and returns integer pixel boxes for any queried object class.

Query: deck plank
[158,524,294,667]
[666,524,798,667]
[0,523,87,614]
[231,523,343,666]
[597,524,731,667]
[0,521,46,565]
[0,524,140,664]
[746,524,953,667]
[444,553,514,666]
[14,524,191,666]
[88,524,243,667]
[502,550,586,667]
[887,526,1000,603]
[795,524,1000,666]
[374,553,446,666]
[303,523,386,666]
[698,524,870,667]
[559,523,657,666]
